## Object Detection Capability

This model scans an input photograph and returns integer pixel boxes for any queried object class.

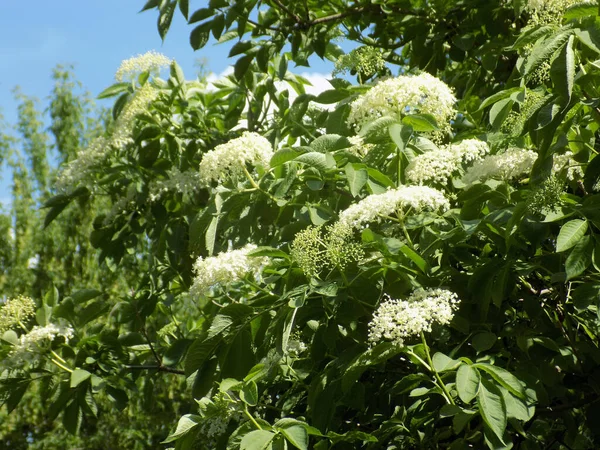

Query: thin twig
[126,365,185,375]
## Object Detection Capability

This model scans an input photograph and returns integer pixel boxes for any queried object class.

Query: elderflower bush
[21,4,600,447]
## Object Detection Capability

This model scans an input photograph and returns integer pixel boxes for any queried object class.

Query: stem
[50,349,67,364]
[421,332,455,405]
[51,358,73,373]
[244,408,263,430]
[242,166,277,202]
[397,147,402,187]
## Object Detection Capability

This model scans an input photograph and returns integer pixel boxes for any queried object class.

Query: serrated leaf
[402,114,438,132]
[190,23,210,50]
[557,219,588,252]
[432,352,460,372]
[566,235,593,280]
[477,378,507,443]
[280,425,309,450]
[550,34,575,101]
[294,152,334,171]
[240,430,276,450]
[475,363,525,399]
[524,29,573,77]
[162,414,201,443]
[240,380,258,406]
[70,369,91,388]
[345,163,368,197]
[97,83,130,99]
[457,364,481,404]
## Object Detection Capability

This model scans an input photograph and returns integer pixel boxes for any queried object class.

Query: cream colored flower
[115,50,172,82]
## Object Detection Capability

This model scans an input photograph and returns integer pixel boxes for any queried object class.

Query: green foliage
[4,0,600,448]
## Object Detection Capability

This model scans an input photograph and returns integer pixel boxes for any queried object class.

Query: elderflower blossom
[0,295,36,332]
[347,73,457,132]
[333,46,387,82]
[526,0,595,25]
[196,393,244,446]
[2,324,74,368]
[461,148,538,185]
[115,50,172,82]
[347,135,375,157]
[553,151,584,180]
[406,139,489,185]
[56,83,159,193]
[149,167,203,202]
[368,288,460,347]
[338,186,450,230]
[191,244,269,297]
[199,132,274,184]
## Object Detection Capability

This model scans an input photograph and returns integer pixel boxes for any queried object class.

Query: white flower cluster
[2,324,74,368]
[347,73,457,132]
[347,135,375,157]
[0,295,36,332]
[149,167,203,202]
[115,50,172,82]
[191,244,269,297]
[55,136,109,193]
[553,151,584,181]
[368,288,460,347]
[199,132,274,184]
[462,148,538,185]
[338,186,450,230]
[406,139,489,185]
[56,83,159,193]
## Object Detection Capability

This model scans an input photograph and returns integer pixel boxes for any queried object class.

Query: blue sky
[0,1,337,204]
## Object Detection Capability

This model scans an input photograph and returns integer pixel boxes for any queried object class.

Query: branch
[269,0,303,24]
[538,393,600,415]
[126,364,185,375]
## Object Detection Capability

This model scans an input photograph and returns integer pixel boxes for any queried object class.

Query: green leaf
[247,246,289,260]
[345,163,368,197]
[314,89,347,104]
[162,414,201,443]
[550,34,575,101]
[158,0,176,40]
[97,83,130,99]
[234,54,254,80]
[189,7,213,23]
[432,352,460,372]
[240,430,276,450]
[44,203,70,228]
[178,0,189,19]
[63,400,81,435]
[472,332,497,352]
[280,425,309,450]
[342,342,403,393]
[510,26,553,51]
[1,330,18,345]
[402,114,438,132]
[489,98,513,129]
[456,364,481,404]
[556,219,588,252]
[190,22,211,50]
[524,29,574,77]
[70,369,91,388]
[70,289,102,305]
[294,152,334,171]
[240,380,258,406]
[566,235,593,280]
[477,378,507,443]
[388,123,412,150]
[477,87,524,112]
[474,363,525,399]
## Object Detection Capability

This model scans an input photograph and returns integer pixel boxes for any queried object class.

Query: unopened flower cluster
[406,139,489,185]
[291,224,363,278]
[338,186,450,230]
[526,0,594,25]
[0,295,36,332]
[149,167,203,202]
[198,132,274,184]
[347,73,457,132]
[2,324,74,368]
[115,50,172,82]
[191,244,269,297]
[57,83,159,193]
[462,148,538,185]
[333,46,387,81]
[368,288,460,347]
